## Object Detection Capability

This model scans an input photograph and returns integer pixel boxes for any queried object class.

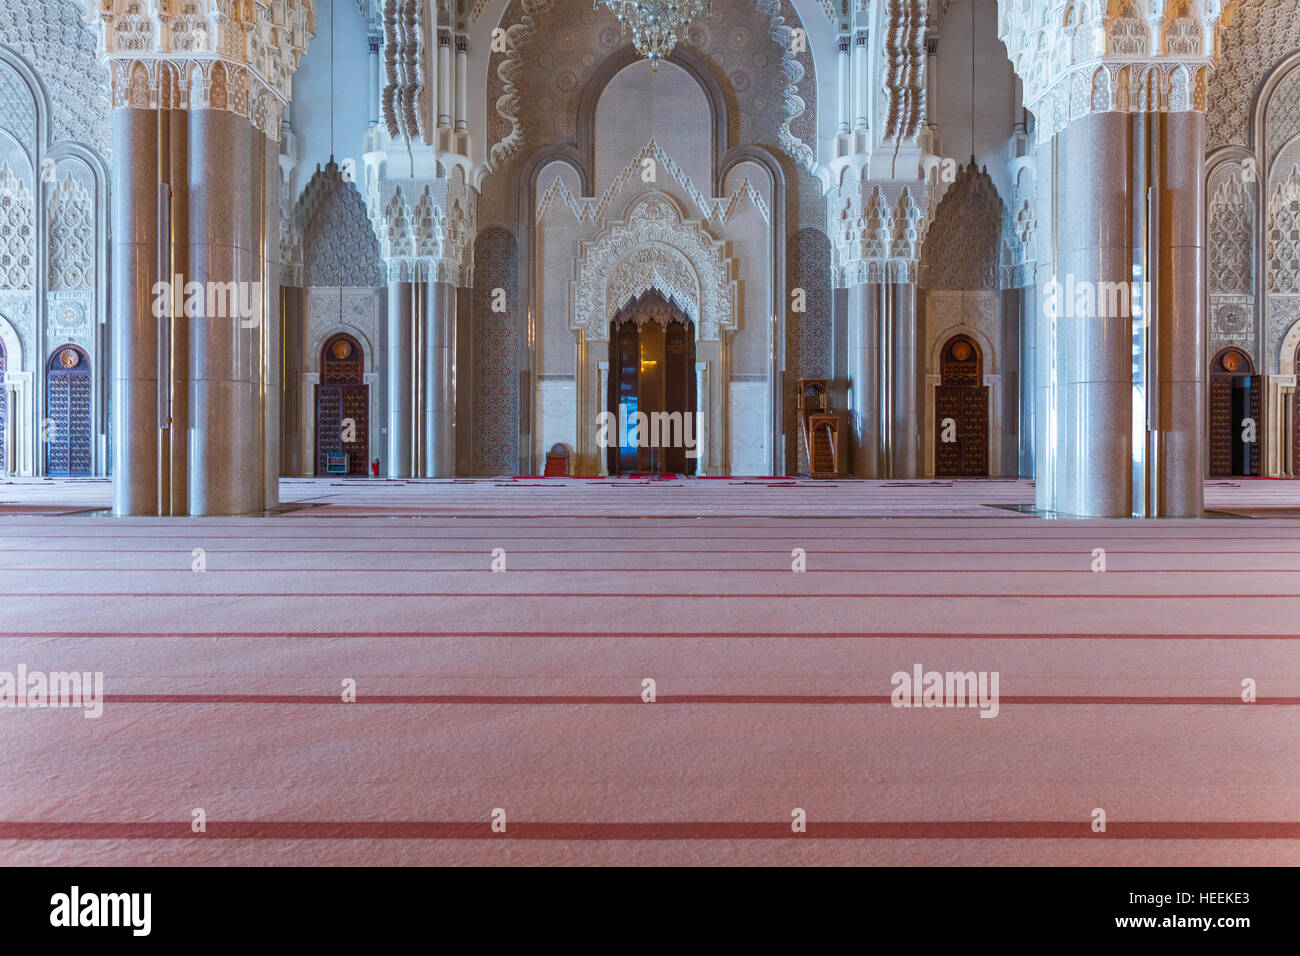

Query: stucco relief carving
[47,172,94,292]
[997,0,1233,144]
[296,159,385,288]
[486,0,816,176]
[47,292,92,343]
[571,195,736,342]
[920,160,1004,292]
[1210,173,1254,295]
[1207,0,1300,152]
[84,0,317,140]
[830,180,926,286]
[1267,166,1300,295]
[0,1,110,154]
[0,293,35,358]
[0,162,35,291]
[881,0,928,144]
[606,245,700,329]
[536,140,769,227]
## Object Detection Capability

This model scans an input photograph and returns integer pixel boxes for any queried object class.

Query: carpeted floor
[0,477,1297,865]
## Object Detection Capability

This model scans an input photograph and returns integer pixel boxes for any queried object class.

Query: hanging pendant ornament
[594,1,712,72]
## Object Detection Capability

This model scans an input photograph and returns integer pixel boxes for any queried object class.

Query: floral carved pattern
[1268,166,1300,295]
[1210,174,1255,295]
[47,172,94,291]
[472,226,520,476]
[572,196,735,342]
[0,162,35,291]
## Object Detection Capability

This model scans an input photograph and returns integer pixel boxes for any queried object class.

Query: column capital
[83,0,317,139]
[997,1,1241,144]
[375,174,477,287]
[828,179,929,288]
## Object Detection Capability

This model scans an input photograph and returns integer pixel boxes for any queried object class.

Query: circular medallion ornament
[59,347,80,369]
[1223,350,1243,372]
[1217,305,1246,334]
[729,70,751,92]
[555,71,578,93]
[331,339,353,361]
[538,51,554,68]
[951,340,973,362]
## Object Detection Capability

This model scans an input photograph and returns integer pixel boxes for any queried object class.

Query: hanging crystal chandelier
[594,1,711,68]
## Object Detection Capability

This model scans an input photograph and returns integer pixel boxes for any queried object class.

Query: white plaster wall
[730,379,770,476]
[594,60,712,196]
[289,0,373,207]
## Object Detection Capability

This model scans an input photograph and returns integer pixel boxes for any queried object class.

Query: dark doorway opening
[45,345,92,477]
[606,291,697,476]
[934,335,989,477]
[316,333,370,476]
[1209,348,1260,478]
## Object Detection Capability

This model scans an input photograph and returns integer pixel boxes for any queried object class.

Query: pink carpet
[0,477,1297,865]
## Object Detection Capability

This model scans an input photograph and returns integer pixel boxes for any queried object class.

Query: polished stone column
[846,283,880,476]
[1036,109,1206,517]
[1018,283,1037,478]
[1154,111,1206,518]
[281,285,306,475]
[110,107,160,516]
[387,279,414,477]
[424,281,457,476]
[889,281,919,477]
[260,141,282,510]
[188,109,256,516]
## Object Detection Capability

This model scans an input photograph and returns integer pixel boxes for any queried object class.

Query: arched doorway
[934,335,989,477]
[606,291,697,475]
[45,345,92,477]
[1209,347,1260,477]
[316,333,369,476]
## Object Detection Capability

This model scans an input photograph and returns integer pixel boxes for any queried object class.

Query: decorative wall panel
[472,226,520,475]
[785,226,831,473]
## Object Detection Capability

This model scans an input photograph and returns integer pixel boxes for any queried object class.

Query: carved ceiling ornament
[83,0,317,140]
[996,0,1240,145]
[571,193,736,342]
[485,0,816,177]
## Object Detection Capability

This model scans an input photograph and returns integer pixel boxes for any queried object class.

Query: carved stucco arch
[570,193,736,343]
[1280,318,1300,378]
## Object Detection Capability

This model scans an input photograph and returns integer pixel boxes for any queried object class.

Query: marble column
[1153,111,1206,518]
[1036,108,1205,517]
[110,107,160,516]
[260,140,281,510]
[889,281,919,477]
[281,285,306,475]
[165,102,191,517]
[424,280,457,476]
[188,109,257,516]
[847,283,880,476]
[387,278,414,477]
[1019,282,1037,478]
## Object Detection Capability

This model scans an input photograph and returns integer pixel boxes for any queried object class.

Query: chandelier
[594,1,711,68]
